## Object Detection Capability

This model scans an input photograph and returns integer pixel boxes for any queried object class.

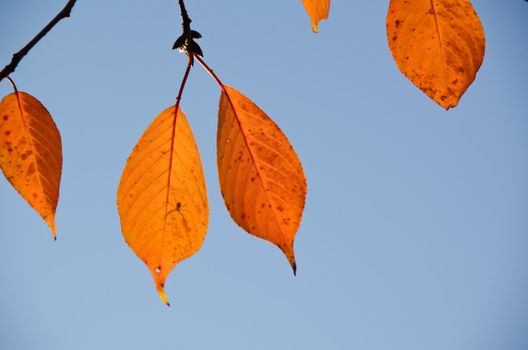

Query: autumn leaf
[386,0,485,109]
[217,86,307,274]
[0,91,62,238]
[301,0,331,32]
[117,105,208,305]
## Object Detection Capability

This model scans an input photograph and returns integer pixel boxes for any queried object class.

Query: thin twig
[178,0,192,32]
[0,0,78,82]
[194,54,226,90]
[173,0,203,60]
[5,77,19,93]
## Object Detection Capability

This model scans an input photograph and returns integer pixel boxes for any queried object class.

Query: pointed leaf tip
[51,222,57,240]
[217,86,307,271]
[301,0,330,32]
[386,0,485,108]
[0,92,62,236]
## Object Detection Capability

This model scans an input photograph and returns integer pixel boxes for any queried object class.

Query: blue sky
[1,1,527,349]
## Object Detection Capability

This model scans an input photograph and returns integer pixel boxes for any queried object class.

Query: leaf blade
[386,0,485,109]
[0,92,62,237]
[217,86,307,273]
[117,106,208,304]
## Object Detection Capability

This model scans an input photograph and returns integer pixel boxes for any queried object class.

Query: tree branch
[178,0,192,33]
[173,0,203,61]
[0,0,78,82]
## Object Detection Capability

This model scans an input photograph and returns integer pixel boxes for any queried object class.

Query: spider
[163,193,191,232]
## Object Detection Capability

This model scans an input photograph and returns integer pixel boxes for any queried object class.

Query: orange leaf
[386,0,485,109]
[301,0,330,32]
[0,92,62,238]
[117,106,208,305]
[217,86,307,274]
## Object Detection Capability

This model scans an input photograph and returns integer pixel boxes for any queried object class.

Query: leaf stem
[5,77,19,93]
[0,0,78,82]
[193,54,227,92]
[193,55,244,125]
[164,59,193,223]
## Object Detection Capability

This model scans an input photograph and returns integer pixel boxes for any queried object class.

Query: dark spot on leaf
[21,150,33,160]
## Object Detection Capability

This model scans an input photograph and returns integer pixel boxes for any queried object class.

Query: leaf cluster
[0,0,490,304]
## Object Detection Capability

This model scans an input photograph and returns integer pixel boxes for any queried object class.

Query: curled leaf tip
[301,0,330,33]
[157,284,169,306]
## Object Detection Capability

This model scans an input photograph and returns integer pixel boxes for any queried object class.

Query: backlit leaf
[386,0,485,109]
[217,86,307,274]
[0,92,62,238]
[301,0,330,32]
[117,105,208,305]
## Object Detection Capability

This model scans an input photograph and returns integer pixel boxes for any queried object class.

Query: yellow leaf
[217,86,307,274]
[117,105,208,305]
[301,0,331,32]
[386,0,485,109]
[0,92,62,238]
